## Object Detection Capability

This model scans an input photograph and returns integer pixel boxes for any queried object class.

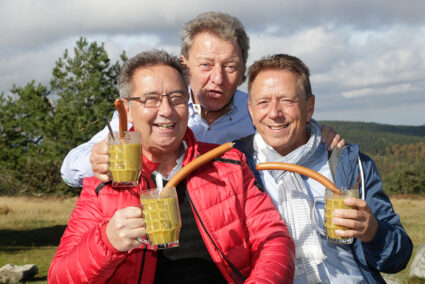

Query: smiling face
[127,65,189,159]
[248,69,315,156]
[181,32,244,112]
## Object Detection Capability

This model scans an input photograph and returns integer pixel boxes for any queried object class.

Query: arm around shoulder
[60,113,118,187]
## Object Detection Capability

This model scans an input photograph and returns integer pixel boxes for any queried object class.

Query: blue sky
[1,0,424,125]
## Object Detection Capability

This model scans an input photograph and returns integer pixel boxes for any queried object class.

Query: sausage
[256,162,342,194]
[165,142,235,188]
[114,99,128,133]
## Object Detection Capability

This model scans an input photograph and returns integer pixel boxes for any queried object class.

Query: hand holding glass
[139,187,181,249]
[311,188,359,244]
[108,131,142,187]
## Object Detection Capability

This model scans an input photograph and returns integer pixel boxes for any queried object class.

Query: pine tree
[0,82,52,194]
[0,37,126,195]
[48,37,125,156]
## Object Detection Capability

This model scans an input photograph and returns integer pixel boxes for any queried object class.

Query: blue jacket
[235,136,413,283]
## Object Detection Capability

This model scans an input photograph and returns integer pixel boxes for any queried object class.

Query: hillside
[319,121,425,195]
[319,121,425,155]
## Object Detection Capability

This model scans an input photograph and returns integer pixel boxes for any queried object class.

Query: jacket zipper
[138,248,147,283]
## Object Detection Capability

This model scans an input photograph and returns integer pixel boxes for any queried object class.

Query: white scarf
[254,120,326,283]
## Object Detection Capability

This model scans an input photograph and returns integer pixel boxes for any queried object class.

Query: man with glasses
[60,11,344,187]
[49,50,295,283]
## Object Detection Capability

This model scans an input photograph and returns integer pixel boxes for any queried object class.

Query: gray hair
[180,11,250,70]
[248,54,313,101]
[117,49,189,98]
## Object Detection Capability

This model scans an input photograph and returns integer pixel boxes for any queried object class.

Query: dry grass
[0,196,78,283]
[0,196,77,230]
[0,195,423,283]
[382,196,425,283]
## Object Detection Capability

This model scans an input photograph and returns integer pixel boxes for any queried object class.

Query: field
[0,196,77,283]
[0,196,424,283]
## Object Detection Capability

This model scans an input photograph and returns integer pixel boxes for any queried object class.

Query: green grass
[0,196,76,283]
[0,196,424,283]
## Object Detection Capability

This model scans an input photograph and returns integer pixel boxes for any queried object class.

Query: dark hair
[117,49,189,98]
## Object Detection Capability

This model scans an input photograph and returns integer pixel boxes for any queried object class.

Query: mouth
[154,122,175,129]
[207,89,223,98]
[268,124,289,130]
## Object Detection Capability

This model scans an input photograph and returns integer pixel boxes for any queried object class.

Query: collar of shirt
[153,141,187,189]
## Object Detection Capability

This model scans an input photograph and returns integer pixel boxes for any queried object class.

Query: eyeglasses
[125,91,188,108]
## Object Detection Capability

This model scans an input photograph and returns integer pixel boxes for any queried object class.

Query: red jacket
[48,129,295,283]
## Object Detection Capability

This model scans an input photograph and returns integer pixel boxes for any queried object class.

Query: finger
[334,228,356,238]
[127,227,147,239]
[119,206,144,218]
[328,134,341,151]
[93,154,110,165]
[93,163,109,174]
[95,173,110,183]
[91,139,109,156]
[123,217,146,230]
[332,216,362,231]
[344,198,368,209]
[95,142,109,156]
[333,208,362,220]
[117,227,146,244]
[90,144,109,166]
[337,138,346,148]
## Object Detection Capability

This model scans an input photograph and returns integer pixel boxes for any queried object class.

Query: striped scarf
[254,120,326,283]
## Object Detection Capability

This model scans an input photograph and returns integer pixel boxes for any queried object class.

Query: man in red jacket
[48,49,295,283]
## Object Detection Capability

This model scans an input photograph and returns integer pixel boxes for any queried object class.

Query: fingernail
[332,217,340,225]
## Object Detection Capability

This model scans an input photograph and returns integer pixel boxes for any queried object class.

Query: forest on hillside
[0,38,423,196]
[320,121,425,195]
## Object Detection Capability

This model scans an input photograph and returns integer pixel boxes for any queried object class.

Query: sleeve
[48,181,127,283]
[240,153,296,284]
[356,153,413,273]
[60,111,119,187]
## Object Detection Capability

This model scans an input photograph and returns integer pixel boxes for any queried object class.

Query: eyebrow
[141,89,188,96]
[196,55,241,63]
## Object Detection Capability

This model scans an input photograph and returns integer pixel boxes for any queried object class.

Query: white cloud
[0,0,424,125]
[341,83,414,98]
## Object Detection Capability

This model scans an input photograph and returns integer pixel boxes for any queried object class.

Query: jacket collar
[140,127,200,178]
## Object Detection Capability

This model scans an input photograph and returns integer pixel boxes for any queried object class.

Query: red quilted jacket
[48,129,295,283]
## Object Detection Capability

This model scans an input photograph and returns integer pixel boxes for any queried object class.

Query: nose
[157,95,173,116]
[211,65,224,85]
[268,100,282,119]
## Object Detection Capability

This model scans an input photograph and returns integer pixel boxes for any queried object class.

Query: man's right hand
[106,206,146,251]
[89,138,110,182]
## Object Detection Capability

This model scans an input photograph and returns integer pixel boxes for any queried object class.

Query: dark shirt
[154,181,227,284]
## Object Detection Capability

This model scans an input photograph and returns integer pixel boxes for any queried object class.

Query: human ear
[180,55,188,66]
[307,95,315,122]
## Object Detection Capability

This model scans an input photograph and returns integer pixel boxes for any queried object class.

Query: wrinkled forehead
[189,32,240,54]
[249,69,306,100]
[130,65,187,95]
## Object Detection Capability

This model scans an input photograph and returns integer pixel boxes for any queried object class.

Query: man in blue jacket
[235,53,412,283]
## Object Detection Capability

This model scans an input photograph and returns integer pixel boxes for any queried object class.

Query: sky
[1,0,424,126]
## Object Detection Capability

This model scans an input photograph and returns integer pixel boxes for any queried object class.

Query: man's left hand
[331,198,379,243]
[321,125,346,151]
